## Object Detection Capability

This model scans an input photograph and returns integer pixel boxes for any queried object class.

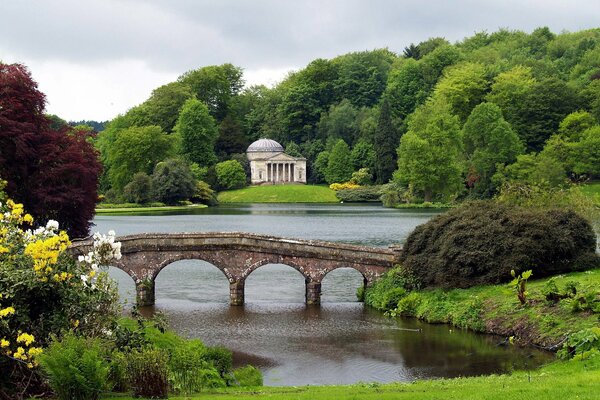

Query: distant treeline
[95,27,600,204]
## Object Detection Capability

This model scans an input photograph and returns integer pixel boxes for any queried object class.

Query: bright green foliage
[178,64,244,121]
[175,98,219,167]
[570,126,600,176]
[463,102,523,195]
[138,82,194,133]
[510,270,533,305]
[373,98,398,183]
[313,151,330,183]
[203,346,233,379]
[350,140,376,171]
[559,110,596,141]
[325,139,353,184]
[232,365,263,387]
[152,158,196,204]
[40,335,110,400]
[122,172,154,204]
[106,125,174,192]
[215,160,246,190]
[419,45,463,91]
[349,168,372,186]
[384,58,427,120]
[396,99,463,202]
[493,153,567,189]
[432,62,489,123]
[192,180,217,205]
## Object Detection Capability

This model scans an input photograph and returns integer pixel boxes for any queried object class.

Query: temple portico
[247,139,306,184]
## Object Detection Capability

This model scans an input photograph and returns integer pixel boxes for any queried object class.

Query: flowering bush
[329,182,360,191]
[0,193,120,398]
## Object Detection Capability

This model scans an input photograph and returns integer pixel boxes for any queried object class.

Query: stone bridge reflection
[70,232,401,306]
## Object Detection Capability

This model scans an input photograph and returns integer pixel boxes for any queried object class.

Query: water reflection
[100,204,552,386]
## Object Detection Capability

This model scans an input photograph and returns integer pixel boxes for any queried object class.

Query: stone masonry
[69,232,401,306]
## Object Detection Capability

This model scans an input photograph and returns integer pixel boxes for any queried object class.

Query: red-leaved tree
[0,63,101,238]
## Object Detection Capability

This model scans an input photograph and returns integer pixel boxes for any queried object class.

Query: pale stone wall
[250,155,307,184]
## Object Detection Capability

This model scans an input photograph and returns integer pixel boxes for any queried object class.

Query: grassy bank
[217,184,339,203]
[95,204,207,214]
[104,354,599,400]
[365,268,600,349]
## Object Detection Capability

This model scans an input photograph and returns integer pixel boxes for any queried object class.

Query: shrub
[349,168,373,185]
[40,335,110,400]
[203,346,233,378]
[126,348,169,399]
[191,180,218,205]
[168,340,225,395]
[364,266,417,310]
[329,182,360,191]
[215,160,246,190]
[0,198,120,397]
[399,201,600,289]
[123,172,154,204]
[152,158,196,204]
[336,185,383,202]
[232,365,263,387]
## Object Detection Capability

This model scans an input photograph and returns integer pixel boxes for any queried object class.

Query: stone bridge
[69,232,401,306]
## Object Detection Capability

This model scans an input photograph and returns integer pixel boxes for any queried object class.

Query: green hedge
[399,201,600,289]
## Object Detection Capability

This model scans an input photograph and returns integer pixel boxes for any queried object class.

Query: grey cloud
[2,0,599,75]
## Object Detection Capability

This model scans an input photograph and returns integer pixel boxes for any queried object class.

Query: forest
[96,26,600,205]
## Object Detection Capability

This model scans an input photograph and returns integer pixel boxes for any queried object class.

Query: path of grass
[104,354,600,400]
[217,184,339,203]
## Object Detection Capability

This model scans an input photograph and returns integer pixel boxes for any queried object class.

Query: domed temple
[246,139,307,184]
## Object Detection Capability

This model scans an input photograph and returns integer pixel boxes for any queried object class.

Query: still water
[94,204,551,386]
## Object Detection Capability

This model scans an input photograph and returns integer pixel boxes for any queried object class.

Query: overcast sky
[1,0,599,121]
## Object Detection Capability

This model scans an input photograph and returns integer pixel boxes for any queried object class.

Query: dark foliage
[0,63,101,238]
[399,202,599,289]
[373,98,398,183]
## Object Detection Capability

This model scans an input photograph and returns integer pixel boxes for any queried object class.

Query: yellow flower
[13,347,27,361]
[23,214,33,224]
[0,339,9,348]
[0,306,15,318]
[16,332,35,346]
[28,347,43,357]
[72,319,80,328]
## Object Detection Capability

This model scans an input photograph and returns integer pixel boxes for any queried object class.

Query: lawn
[580,182,600,203]
[217,184,339,203]
[104,354,600,400]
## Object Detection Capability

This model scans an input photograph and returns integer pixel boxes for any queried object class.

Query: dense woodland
[80,27,600,203]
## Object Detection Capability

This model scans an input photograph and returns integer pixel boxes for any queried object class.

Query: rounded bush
[399,201,600,289]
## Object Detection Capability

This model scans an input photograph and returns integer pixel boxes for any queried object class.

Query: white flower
[108,230,115,237]
[46,220,59,231]
[78,255,85,262]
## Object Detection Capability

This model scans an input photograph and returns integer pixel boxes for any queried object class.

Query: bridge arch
[68,232,399,307]
[321,267,367,303]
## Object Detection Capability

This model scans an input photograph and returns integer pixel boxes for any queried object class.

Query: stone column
[136,280,155,306]
[291,164,295,182]
[230,281,245,306]
[305,280,321,305]
[284,163,288,182]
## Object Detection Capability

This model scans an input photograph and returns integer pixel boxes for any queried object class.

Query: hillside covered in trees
[97,27,600,204]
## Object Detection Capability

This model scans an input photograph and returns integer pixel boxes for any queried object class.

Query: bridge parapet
[69,232,399,306]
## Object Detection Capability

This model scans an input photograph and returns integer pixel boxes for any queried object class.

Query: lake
[94,203,551,386]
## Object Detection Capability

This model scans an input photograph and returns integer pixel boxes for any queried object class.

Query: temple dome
[247,138,284,153]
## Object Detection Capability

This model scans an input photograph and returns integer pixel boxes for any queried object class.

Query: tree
[216,114,248,160]
[325,139,353,184]
[396,99,463,202]
[317,99,359,144]
[558,110,596,141]
[486,66,536,132]
[463,103,524,196]
[107,125,174,192]
[493,153,567,189]
[215,160,247,190]
[285,142,303,158]
[384,58,427,120]
[123,172,154,204]
[350,140,376,171]
[432,62,489,123]
[175,98,218,166]
[152,158,196,204]
[140,82,194,132]
[313,151,330,184]
[0,63,101,238]
[178,63,244,121]
[373,98,398,184]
